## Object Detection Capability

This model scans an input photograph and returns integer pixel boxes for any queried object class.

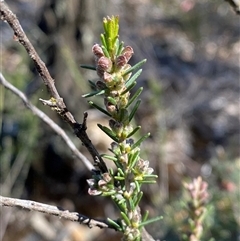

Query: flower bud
[97,57,112,77]
[116,55,127,69]
[122,46,134,62]
[96,81,106,90]
[92,44,104,58]
[97,56,112,72]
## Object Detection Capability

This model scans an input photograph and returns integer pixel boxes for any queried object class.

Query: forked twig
[0,1,107,173]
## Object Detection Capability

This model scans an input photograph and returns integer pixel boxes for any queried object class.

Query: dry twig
[0,1,107,173]
[0,72,94,171]
[0,195,113,229]
[225,0,240,14]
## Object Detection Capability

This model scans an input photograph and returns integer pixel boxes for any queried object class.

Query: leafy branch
[0,2,159,241]
[82,16,161,240]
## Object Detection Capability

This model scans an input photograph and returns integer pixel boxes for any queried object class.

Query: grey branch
[0,72,94,171]
[0,1,107,173]
[225,0,240,14]
[0,195,112,229]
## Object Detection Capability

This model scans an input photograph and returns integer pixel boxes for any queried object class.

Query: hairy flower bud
[116,55,127,69]
[92,44,104,58]
[97,56,112,77]
[122,46,134,62]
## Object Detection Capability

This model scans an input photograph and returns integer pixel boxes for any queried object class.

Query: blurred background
[0,0,239,240]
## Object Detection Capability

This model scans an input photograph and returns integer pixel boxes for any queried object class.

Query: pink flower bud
[92,44,104,58]
[97,56,112,72]
[122,46,134,62]
[116,55,127,69]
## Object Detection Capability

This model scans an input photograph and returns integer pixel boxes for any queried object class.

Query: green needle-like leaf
[138,180,156,184]
[102,190,117,196]
[121,212,131,226]
[107,96,117,105]
[126,126,141,138]
[100,33,107,49]
[114,176,125,180]
[121,81,137,96]
[101,45,110,58]
[125,69,142,88]
[88,101,112,117]
[134,191,143,207]
[129,99,141,122]
[117,167,125,177]
[107,218,123,231]
[82,89,105,98]
[88,80,97,89]
[98,124,119,142]
[135,181,141,193]
[116,41,124,56]
[128,150,140,169]
[126,87,143,108]
[131,133,150,151]
[80,65,96,71]
[142,210,149,223]
[123,59,147,76]
[101,154,118,161]
[139,216,163,228]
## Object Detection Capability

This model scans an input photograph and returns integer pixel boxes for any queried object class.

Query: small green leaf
[107,218,122,231]
[126,126,141,138]
[128,150,140,169]
[107,96,117,105]
[101,154,118,161]
[125,69,142,88]
[131,133,150,150]
[121,81,136,95]
[119,108,129,123]
[142,210,149,223]
[144,174,158,179]
[116,41,124,56]
[100,33,107,50]
[102,190,117,196]
[112,196,127,212]
[128,197,135,210]
[82,89,105,98]
[80,65,96,71]
[120,212,131,226]
[101,45,111,58]
[123,59,147,76]
[126,87,143,108]
[98,124,119,142]
[114,176,125,180]
[88,101,112,117]
[135,180,141,193]
[133,191,143,207]
[129,99,141,122]
[88,80,97,89]
[138,180,156,184]
[117,167,125,177]
[139,216,163,228]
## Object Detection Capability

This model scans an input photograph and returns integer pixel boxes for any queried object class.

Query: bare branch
[0,195,115,230]
[0,72,94,171]
[225,0,240,14]
[0,1,107,173]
